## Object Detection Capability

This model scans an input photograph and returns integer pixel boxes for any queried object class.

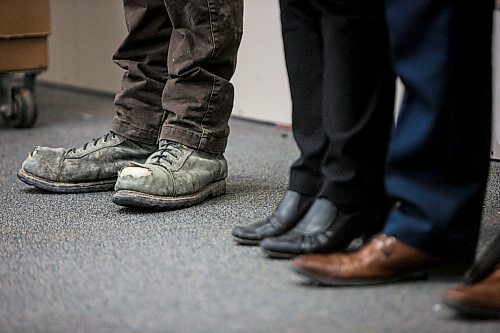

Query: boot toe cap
[21,146,66,180]
[115,164,173,195]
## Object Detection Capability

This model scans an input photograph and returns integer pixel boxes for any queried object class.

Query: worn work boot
[112,140,227,209]
[18,132,157,193]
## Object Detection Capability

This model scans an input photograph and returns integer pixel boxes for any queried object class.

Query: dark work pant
[383,0,494,262]
[281,0,395,206]
[111,0,243,153]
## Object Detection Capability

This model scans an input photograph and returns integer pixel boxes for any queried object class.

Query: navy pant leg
[383,0,494,262]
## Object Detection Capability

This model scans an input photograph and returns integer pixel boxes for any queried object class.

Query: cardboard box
[0,0,50,72]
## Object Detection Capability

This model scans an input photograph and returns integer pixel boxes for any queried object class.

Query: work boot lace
[68,132,118,153]
[149,140,182,166]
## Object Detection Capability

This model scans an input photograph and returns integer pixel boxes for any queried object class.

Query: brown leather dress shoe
[443,268,500,319]
[292,234,439,286]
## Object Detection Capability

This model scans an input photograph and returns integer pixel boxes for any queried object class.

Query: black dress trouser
[282,0,395,207]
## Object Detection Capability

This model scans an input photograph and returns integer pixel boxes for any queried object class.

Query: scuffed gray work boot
[18,132,157,193]
[112,140,227,209]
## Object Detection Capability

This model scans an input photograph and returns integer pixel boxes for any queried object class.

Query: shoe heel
[211,180,226,198]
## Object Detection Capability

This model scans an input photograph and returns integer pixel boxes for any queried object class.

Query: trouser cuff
[160,125,227,154]
[111,116,160,145]
[288,170,323,197]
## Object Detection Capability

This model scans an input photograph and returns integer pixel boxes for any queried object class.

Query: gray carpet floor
[1,86,500,333]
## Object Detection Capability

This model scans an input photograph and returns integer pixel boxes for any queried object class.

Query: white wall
[40,0,126,93]
[231,0,291,124]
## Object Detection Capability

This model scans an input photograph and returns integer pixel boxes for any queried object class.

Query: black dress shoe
[260,198,383,258]
[231,191,315,245]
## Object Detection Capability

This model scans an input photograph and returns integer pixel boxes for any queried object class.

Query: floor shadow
[20,187,66,195]
[115,205,186,215]
[443,311,500,322]
[19,187,113,197]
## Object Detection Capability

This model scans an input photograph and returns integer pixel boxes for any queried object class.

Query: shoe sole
[112,179,226,210]
[292,266,428,286]
[442,298,500,319]
[17,168,116,193]
[261,245,348,260]
[232,236,260,246]
[262,248,297,259]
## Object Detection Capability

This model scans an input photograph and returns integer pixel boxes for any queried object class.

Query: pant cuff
[288,170,323,197]
[111,116,159,145]
[383,209,477,263]
[319,186,377,207]
[160,125,227,154]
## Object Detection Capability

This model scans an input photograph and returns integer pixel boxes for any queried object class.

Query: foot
[231,191,314,245]
[18,132,157,193]
[292,234,439,285]
[442,268,500,319]
[112,140,227,209]
[260,198,382,258]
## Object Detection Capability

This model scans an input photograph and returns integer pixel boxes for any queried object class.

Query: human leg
[111,0,172,144]
[232,0,324,244]
[113,0,244,209]
[292,0,494,284]
[260,0,395,256]
[18,0,168,192]
[382,0,494,262]
[158,0,244,154]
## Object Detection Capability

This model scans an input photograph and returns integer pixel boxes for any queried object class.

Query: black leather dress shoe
[260,198,383,258]
[231,191,315,245]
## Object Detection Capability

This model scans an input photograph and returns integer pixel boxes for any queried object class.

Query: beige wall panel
[40,0,126,93]
[231,0,292,125]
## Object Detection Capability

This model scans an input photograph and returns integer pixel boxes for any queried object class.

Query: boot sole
[112,179,226,210]
[17,168,116,193]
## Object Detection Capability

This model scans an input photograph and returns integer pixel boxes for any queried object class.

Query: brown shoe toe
[291,234,437,286]
[292,254,341,281]
[443,269,500,319]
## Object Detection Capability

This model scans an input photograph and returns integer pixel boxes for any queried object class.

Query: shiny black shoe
[231,191,315,245]
[260,197,383,259]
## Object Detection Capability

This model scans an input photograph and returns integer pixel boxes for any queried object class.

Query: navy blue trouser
[383,0,494,262]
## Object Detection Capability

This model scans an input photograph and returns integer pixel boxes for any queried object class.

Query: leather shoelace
[68,132,117,153]
[149,140,182,166]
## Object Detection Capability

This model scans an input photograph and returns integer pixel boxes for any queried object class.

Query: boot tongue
[148,140,182,165]
[158,139,182,149]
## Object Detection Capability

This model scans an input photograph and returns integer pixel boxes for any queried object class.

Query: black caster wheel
[11,87,38,128]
